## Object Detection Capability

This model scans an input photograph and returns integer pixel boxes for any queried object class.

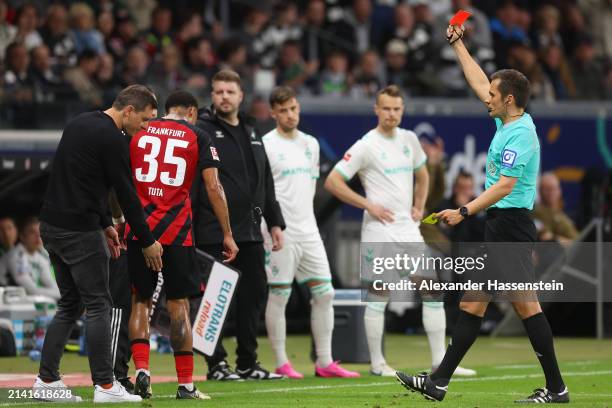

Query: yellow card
[421,213,439,225]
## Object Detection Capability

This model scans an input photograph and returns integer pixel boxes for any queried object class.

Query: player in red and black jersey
[126,90,238,400]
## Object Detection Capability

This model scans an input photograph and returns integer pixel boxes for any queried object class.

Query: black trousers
[198,242,267,370]
[109,251,131,380]
[39,222,113,385]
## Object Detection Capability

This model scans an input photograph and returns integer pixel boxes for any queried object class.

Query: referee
[396,25,568,403]
[35,85,163,403]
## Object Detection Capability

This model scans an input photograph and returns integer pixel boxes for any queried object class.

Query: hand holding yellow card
[421,213,439,225]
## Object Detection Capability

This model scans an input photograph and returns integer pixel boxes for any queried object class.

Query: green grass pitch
[0,334,610,407]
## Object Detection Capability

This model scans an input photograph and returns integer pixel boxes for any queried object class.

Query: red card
[449,9,472,25]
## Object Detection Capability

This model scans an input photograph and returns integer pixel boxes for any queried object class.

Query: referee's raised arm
[447,24,490,105]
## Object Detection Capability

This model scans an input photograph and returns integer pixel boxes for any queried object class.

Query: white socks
[422,301,447,367]
[265,286,291,368]
[364,293,388,367]
[179,383,194,391]
[310,282,335,368]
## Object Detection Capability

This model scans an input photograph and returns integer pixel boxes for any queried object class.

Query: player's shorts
[478,208,537,295]
[265,240,332,285]
[127,240,201,300]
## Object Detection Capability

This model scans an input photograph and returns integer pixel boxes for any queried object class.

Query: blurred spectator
[350,49,384,98]
[419,136,451,254]
[276,39,317,92]
[95,52,121,106]
[216,37,253,91]
[339,0,375,55]
[142,6,173,58]
[0,0,16,58]
[40,3,77,69]
[30,44,76,103]
[437,171,485,243]
[409,0,435,25]
[107,15,139,60]
[120,45,149,86]
[147,43,206,107]
[7,217,60,300]
[570,34,607,100]
[69,2,104,55]
[561,3,588,56]
[577,0,612,59]
[123,0,157,32]
[97,10,114,45]
[184,35,216,79]
[490,0,529,68]
[175,12,204,51]
[237,5,270,64]
[0,216,18,286]
[13,3,42,51]
[317,49,351,96]
[531,5,564,51]
[64,48,102,108]
[253,2,301,69]
[540,44,576,100]
[533,172,578,246]
[507,42,554,102]
[384,39,409,91]
[3,42,35,127]
[383,3,437,95]
[301,0,346,67]
[249,95,275,135]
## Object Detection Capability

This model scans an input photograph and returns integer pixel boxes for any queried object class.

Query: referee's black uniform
[194,107,285,372]
[39,111,154,386]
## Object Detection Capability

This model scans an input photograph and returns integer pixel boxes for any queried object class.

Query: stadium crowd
[0,0,611,127]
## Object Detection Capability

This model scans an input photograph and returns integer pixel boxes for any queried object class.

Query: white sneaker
[454,366,477,377]
[432,365,478,377]
[369,362,396,377]
[94,380,142,403]
[32,376,83,402]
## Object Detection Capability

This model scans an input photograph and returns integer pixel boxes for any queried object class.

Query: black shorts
[127,241,201,300]
[482,208,537,291]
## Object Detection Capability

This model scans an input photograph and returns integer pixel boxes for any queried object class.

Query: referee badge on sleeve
[501,149,517,168]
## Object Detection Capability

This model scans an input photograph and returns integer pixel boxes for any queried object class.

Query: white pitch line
[4,369,611,405]
[150,369,612,399]
[496,360,598,370]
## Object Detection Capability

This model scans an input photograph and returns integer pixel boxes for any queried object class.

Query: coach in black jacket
[193,69,286,380]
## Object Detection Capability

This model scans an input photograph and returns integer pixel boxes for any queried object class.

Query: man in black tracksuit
[193,69,286,380]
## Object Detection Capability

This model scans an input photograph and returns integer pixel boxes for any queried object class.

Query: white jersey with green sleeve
[334,128,427,234]
[262,129,321,242]
[486,113,540,210]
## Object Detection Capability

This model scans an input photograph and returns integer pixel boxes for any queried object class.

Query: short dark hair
[18,216,39,233]
[269,86,297,107]
[490,69,531,109]
[211,69,242,90]
[165,90,198,112]
[112,85,158,111]
[376,84,404,103]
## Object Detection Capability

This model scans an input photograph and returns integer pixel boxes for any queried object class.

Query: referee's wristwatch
[459,206,469,219]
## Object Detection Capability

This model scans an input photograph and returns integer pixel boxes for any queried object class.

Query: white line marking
[149,369,612,398]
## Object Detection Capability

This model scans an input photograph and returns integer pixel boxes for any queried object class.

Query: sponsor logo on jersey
[403,146,411,157]
[305,147,312,160]
[501,149,517,168]
[210,146,220,161]
[215,130,224,138]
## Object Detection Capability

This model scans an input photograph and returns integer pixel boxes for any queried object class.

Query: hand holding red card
[449,9,472,26]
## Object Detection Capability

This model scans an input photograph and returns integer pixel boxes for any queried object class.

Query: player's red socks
[130,339,150,371]
[174,351,194,384]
